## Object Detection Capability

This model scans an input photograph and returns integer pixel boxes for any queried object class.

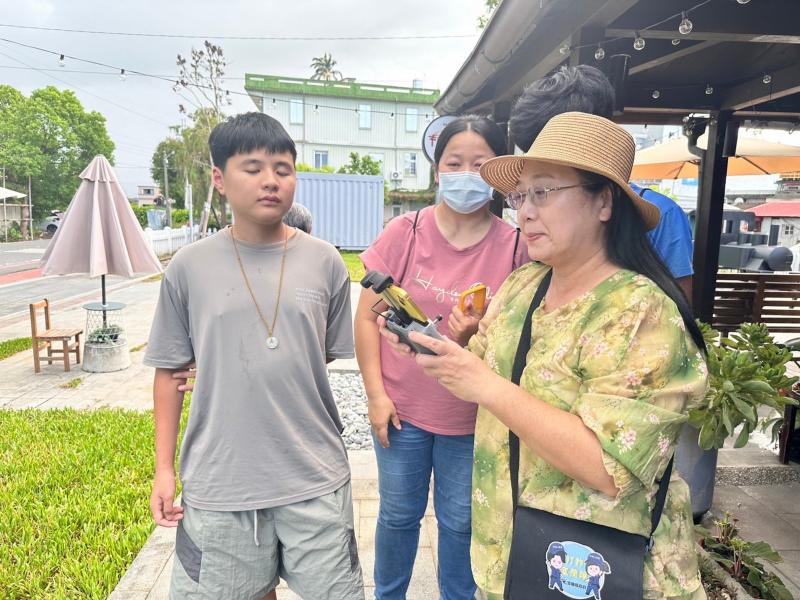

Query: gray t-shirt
[144,228,354,511]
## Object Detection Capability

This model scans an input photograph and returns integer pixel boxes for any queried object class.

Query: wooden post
[692,111,732,324]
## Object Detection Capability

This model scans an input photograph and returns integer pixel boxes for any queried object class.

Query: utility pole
[163,152,172,228]
[28,176,32,240]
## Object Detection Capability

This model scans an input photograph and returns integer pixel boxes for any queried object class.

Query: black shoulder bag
[504,270,673,600]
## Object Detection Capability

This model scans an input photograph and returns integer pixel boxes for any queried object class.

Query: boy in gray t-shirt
[144,112,363,599]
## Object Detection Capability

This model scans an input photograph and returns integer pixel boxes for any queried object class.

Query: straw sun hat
[479,111,660,230]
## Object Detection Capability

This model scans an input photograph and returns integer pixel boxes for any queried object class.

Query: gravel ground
[330,371,373,450]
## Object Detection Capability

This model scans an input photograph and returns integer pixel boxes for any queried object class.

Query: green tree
[173,42,228,226]
[310,53,343,81]
[0,85,115,220]
[337,152,382,176]
[150,138,185,208]
[478,0,501,28]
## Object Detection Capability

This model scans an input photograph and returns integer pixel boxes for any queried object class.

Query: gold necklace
[230,225,289,349]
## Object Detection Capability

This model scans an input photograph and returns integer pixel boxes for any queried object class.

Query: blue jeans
[373,421,476,600]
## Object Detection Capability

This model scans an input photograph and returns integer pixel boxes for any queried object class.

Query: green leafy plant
[689,322,798,449]
[698,512,793,600]
[86,324,123,345]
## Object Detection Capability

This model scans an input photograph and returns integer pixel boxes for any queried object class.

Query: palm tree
[310,53,343,81]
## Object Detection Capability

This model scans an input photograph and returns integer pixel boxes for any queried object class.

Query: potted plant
[677,322,798,519]
[83,321,131,373]
[86,324,124,345]
[698,512,793,600]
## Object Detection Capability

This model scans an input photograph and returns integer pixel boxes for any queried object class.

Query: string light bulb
[119,68,126,81]
[594,44,605,60]
[58,54,65,67]
[225,90,232,105]
[652,90,661,99]
[633,32,646,51]
[389,112,395,119]
[559,43,571,55]
[736,0,751,4]
[678,12,693,35]
[705,84,714,95]
[672,38,681,46]
[314,104,319,114]
[762,74,772,84]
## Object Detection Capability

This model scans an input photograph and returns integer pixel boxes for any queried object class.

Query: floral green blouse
[468,263,708,600]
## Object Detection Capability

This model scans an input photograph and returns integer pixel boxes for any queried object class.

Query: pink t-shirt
[360,207,530,435]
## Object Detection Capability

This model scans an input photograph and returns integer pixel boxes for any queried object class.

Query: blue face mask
[437,171,493,214]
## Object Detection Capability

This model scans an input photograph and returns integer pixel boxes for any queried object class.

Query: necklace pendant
[266,336,279,349]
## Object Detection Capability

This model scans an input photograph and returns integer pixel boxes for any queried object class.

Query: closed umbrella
[41,155,162,306]
[631,134,800,180]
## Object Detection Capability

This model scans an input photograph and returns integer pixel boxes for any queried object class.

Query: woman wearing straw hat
[380,112,709,599]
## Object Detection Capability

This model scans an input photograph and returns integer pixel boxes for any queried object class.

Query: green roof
[245,74,440,105]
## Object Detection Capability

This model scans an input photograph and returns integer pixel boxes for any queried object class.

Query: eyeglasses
[505,184,587,210]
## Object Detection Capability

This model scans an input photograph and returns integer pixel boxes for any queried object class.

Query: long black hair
[578,170,706,354]
[433,115,507,166]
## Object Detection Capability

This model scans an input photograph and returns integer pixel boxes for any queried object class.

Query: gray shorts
[170,482,364,600]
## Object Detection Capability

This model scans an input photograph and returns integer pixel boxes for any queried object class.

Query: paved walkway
[1,276,799,598]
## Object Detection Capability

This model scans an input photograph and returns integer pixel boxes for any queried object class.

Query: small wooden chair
[29,299,82,373]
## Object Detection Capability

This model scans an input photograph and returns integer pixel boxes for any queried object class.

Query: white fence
[143,225,214,257]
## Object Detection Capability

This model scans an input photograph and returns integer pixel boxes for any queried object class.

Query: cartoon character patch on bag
[543,541,611,599]
[584,552,611,599]
[546,542,567,591]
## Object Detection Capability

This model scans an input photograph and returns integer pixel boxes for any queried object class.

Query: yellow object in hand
[459,284,487,315]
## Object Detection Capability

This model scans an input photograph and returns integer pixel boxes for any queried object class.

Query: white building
[245,74,439,191]
[746,200,800,247]
[137,184,161,207]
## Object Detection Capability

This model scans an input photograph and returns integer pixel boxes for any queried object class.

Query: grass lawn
[340,250,365,282]
[0,337,31,360]
[0,403,189,598]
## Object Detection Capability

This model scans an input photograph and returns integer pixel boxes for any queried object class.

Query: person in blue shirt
[509,65,694,301]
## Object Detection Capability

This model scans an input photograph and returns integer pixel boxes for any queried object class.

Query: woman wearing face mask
[355,115,528,599]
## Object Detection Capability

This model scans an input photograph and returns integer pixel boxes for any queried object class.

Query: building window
[290,98,304,124]
[783,224,796,236]
[358,104,371,129]
[314,150,329,170]
[405,107,418,132]
[392,203,402,218]
[404,152,417,176]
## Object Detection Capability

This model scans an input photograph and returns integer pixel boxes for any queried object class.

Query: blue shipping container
[294,172,384,250]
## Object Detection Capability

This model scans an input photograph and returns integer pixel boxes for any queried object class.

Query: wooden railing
[713,272,800,335]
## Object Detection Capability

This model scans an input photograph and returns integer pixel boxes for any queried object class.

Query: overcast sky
[1,0,487,196]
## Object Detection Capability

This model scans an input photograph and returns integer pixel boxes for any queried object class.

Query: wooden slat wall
[712,273,800,334]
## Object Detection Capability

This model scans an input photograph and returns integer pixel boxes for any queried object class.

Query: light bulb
[737,0,750,4]
[594,45,605,60]
[633,33,646,51]
[652,90,661,99]
[314,104,319,114]
[679,13,693,35]
[58,54,65,67]
[119,69,127,82]
[763,74,772,84]
[705,84,714,95]
[389,112,395,119]
[559,43,571,55]
[672,38,681,46]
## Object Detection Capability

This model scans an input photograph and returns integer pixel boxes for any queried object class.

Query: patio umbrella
[40,155,162,308]
[631,134,800,180]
